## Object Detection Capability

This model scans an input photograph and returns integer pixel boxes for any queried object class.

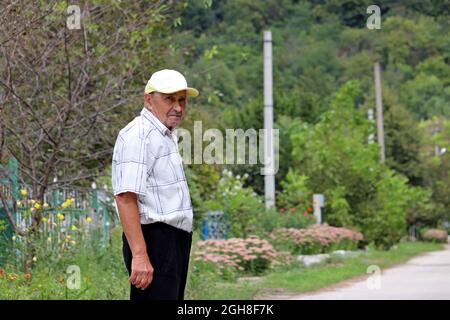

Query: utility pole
[263,30,275,209]
[374,61,385,163]
[368,108,375,144]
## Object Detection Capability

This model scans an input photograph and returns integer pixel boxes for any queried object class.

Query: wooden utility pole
[374,61,385,163]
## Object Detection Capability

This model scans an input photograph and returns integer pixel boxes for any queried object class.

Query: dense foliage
[173,0,450,247]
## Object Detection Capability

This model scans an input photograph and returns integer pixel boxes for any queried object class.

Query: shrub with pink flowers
[192,236,293,277]
[269,224,364,255]
[422,229,448,243]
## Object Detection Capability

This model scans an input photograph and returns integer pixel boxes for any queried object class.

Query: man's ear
[144,93,153,111]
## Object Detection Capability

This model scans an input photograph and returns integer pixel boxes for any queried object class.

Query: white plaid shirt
[112,107,193,232]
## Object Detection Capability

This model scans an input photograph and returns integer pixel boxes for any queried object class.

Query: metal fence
[0,157,117,252]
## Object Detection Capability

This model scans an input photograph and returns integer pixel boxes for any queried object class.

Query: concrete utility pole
[368,108,375,144]
[374,61,385,163]
[263,30,275,209]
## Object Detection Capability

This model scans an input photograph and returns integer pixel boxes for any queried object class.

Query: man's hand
[129,253,154,290]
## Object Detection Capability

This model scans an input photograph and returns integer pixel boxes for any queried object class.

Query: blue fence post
[51,189,59,208]
[8,157,19,201]
[200,210,229,240]
[91,182,98,244]
[91,184,98,211]
[102,201,109,246]
[200,216,209,240]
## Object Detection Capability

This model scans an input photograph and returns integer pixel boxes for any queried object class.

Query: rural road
[290,243,450,300]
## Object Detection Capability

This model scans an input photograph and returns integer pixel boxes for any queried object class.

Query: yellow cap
[144,69,199,97]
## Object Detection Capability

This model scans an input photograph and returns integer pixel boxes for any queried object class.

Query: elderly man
[112,69,199,300]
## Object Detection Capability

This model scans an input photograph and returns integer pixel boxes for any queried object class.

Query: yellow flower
[70,225,78,231]
[86,217,92,223]
[57,213,65,221]
[43,203,49,209]
[20,189,27,197]
[41,217,48,223]
[8,273,18,281]
[34,202,41,210]
[16,200,21,206]
[61,198,75,209]
[11,235,16,241]
[32,256,37,262]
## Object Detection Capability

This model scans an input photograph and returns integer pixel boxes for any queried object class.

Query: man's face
[144,91,187,130]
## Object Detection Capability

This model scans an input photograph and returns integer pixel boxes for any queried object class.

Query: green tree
[382,91,425,185]
[289,81,419,247]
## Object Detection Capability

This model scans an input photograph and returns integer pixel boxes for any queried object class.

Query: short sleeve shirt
[112,107,193,232]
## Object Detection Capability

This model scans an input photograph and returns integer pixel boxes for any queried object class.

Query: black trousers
[122,222,192,300]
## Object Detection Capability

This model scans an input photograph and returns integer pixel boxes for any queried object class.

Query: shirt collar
[140,107,174,137]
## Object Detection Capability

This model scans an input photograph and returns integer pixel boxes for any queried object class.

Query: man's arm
[115,192,153,290]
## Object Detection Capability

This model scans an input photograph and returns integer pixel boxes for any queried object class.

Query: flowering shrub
[192,236,292,277]
[269,224,364,255]
[422,229,448,243]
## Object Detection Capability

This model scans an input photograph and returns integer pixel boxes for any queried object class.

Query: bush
[355,170,410,249]
[269,224,364,255]
[421,229,448,243]
[192,236,292,277]
[277,169,312,215]
[252,208,316,235]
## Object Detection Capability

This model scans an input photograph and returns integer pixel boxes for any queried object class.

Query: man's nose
[173,103,183,113]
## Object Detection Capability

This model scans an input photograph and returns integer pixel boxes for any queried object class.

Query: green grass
[187,241,444,300]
